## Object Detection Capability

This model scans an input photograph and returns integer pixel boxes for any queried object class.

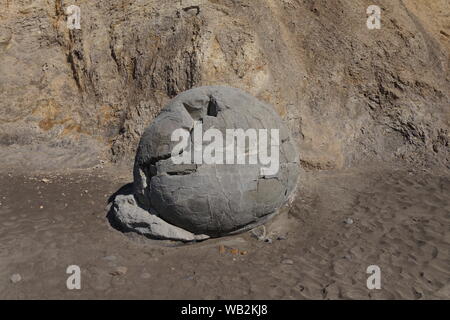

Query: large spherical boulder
[110,86,299,241]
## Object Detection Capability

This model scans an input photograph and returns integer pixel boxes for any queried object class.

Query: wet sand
[0,164,449,299]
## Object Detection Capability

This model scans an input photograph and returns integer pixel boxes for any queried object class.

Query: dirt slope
[0,0,448,171]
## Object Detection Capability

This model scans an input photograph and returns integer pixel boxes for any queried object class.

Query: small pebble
[141,273,151,279]
[110,266,127,276]
[344,217,354,225]
[103,255,117,261]
[10,274,22,283]
[282,259,294,265]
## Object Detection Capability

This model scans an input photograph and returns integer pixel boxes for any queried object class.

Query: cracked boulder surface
[110,86,299,240]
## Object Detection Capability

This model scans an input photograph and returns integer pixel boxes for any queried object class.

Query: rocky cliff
[0,0,448,170]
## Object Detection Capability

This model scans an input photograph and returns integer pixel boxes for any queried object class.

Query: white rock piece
[111,194,209,242]
[10,273,22,283]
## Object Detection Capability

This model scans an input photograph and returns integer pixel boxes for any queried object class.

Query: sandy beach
[0,163,448,299]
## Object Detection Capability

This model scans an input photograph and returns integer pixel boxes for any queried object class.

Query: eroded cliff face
[0,0,449,170]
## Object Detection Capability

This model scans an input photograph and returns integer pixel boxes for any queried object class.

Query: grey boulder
[111,86,299,241]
